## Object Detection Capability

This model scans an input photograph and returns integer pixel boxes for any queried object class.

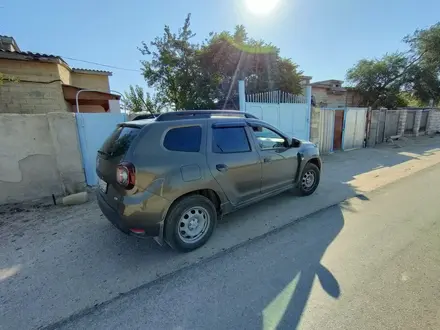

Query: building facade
[0,36,121,114]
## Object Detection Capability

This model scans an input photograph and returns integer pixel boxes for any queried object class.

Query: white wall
[109,100,121,114]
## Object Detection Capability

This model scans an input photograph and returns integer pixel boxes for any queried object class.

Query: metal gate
[420,110,429,132]
[343,108,367,150]
[384,110,400,138]
[319,108,335,153]
[405,110,416,134]
[244,91,310,140]
[76,113,126,185]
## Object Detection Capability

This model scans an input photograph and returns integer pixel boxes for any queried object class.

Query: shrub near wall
[0,112,85,204]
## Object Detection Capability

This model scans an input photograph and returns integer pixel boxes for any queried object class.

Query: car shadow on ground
[55,197,367,330]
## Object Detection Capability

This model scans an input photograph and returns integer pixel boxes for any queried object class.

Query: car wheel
[298,163,320,196]
[165,195,217,252]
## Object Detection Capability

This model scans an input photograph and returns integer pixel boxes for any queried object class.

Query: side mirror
[290,138,301,148]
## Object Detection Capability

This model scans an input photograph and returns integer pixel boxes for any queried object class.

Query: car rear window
[163,126,201,152]
[100,126,140,157]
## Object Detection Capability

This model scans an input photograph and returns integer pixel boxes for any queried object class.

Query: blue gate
[76,113,126,185]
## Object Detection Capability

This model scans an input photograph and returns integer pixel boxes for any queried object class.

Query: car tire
[165,195,217,252]
[298,163,320,196]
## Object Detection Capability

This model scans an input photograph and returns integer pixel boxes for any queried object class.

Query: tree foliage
[198,25,302,107]
[347,22,440,108]
[137,14,303,110]
[123,85,162,114]
[346,53,409,108]
[138,14,218,110]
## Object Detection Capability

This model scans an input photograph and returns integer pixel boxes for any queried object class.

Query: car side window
[163,126,202,152]
[212,127,251,153]
[251,126,287,150]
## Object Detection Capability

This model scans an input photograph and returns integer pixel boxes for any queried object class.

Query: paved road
[55,164,440,330]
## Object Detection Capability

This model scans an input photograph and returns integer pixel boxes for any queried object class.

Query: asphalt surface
[56,164,440,330]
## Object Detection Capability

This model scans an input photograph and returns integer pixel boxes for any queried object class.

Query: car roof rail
[155,110,259,121]
[132,113,157,121]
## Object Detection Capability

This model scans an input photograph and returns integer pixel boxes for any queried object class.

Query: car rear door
[206,121,262,206]
[248,123,299,194]
[96,124,142,209]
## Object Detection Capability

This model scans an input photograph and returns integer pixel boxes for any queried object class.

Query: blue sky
[2,0,440,95]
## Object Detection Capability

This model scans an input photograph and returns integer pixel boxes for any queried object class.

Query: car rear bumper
[97,190,165,237]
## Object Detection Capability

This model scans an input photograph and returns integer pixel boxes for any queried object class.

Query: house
[0,36,121,114]
[310,79,363,108]
[310,79,347,108]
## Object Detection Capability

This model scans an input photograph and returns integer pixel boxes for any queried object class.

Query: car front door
[248,123,299,194]
[207,122,262,206]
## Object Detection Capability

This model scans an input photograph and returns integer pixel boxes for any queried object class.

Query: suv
[96,110,321,252]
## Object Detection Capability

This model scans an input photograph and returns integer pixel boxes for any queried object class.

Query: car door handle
[263,157,272,163]
[216,164,228,172]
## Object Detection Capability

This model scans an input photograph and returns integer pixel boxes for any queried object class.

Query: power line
[61,56,142,72]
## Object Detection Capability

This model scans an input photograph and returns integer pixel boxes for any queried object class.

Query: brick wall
[0,59,111,114]
[0,60,69,113]
[427,109,440,134]
[71,72,110,92]
[58,64,72,85]
[312,86,346,108]
[397,110,407,136]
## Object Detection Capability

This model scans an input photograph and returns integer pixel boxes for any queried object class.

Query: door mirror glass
[291,138,301,148]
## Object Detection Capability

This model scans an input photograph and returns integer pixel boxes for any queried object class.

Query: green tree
[346,53,410,109]
[347,23,440,108]
[199,25,303,107]
[403,23,440,105]
[138,15,303,110]
[139,14,218,110]
[123,85,162,114]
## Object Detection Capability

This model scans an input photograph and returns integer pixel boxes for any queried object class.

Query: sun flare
[245,0,281,15]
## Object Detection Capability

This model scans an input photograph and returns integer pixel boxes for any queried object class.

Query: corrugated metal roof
[0,48,62,59]
[72,68,112,75]
[0,50,112,75]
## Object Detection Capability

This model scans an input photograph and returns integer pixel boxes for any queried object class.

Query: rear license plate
[98,178,108,193]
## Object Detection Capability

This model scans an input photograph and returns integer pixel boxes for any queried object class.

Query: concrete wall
[109,100,121,114]
[0,113,85,204]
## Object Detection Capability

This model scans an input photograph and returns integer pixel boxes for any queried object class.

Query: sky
[2,0,440,96]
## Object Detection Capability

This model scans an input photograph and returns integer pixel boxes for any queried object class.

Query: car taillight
[116,162,135,189]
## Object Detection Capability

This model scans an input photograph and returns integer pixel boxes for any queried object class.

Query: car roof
[121,111,263,128]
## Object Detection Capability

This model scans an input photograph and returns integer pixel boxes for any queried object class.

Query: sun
[244,0,281,15]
